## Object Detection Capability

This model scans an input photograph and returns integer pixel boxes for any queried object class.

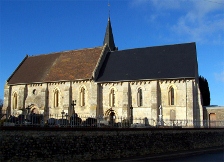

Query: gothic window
[169,87,175,105]
[109,88,115,107]
[137,88,143,107]
[80,87,85,106]
[54,89,59,107]
[32,89,37,95]
[13,92,17,109]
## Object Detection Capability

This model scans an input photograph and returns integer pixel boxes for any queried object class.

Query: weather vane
[108,0,110,17]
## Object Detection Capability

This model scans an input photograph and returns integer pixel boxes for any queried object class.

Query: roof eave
[7,78,94,85]
[95,77,196,83]
[7,55,29,82]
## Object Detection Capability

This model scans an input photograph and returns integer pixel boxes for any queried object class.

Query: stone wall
[204,106,224,121]
[0,128,223,161]
[3,78,203,124]
[3,81,98,118]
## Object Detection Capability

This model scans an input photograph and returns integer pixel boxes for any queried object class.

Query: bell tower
[103,1,117,51]
[103,17,117,51]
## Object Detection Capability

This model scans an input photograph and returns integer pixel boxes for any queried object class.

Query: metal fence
[1,112,224,128]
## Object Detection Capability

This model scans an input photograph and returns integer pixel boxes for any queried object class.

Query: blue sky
[0,0,224,106]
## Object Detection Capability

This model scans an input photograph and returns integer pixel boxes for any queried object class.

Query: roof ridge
[28,46,104,57]
[116,42,196,52]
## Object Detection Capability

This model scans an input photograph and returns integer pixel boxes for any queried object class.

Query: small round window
[33,89,37,95]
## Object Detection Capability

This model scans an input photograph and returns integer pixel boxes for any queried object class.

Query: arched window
[137,88,143,107]
[13,93,17,109]
[169,87,175,105]
[80,87,85,106]
[54,89,59,107]
[109,89,115,107]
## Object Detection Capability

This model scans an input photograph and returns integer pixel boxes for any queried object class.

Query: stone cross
[71,100,76,114]
[158,105,164,126]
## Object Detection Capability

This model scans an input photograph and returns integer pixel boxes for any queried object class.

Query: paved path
[167,150,224,162]
[98,147,224,162]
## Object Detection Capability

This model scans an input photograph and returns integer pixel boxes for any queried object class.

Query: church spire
[103,17,116,51]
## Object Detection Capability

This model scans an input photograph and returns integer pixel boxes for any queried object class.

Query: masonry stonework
[3,78,203,126]
[1,128,223,161]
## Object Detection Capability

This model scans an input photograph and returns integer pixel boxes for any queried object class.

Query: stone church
[3,18,203,126]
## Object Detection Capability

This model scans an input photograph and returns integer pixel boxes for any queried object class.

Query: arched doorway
[30,107,43,124]
[31,108,40,114]
[105,108,116,126]
[109,110,115,126]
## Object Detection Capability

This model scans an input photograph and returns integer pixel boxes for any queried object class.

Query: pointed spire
[103,17,116,51]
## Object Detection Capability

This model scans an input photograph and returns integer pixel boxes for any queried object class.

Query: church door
[109,111,115,126]
[31,108,39,114]
[209,113,216,128]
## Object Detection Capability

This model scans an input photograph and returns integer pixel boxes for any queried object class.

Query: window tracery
[80,87,85,106]
[169,86,175,105]
[137,88,143,107]
[109,88,115,107]
[54,89,59,107]
[13,92,17,109]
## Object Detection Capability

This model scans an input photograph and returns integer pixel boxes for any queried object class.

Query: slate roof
[96,42,198,82]
[8,47,103,84]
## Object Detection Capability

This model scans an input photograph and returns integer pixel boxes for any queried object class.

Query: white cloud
[172,11,224,44]
[175,1,224,44]
[192,0,224,17]
[151,0,182,10]
[130,0,224,44]
[215,71,224,82]
[130,0,148,5]
[130,0,182,10]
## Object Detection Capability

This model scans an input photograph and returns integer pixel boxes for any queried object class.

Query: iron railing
[1,112,224,128]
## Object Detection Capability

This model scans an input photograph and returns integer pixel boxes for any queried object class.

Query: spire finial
[103,0,117,51]
[108,0,110,18]
[103,14,116,51]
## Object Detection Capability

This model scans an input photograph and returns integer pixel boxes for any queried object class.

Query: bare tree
[0,98,3,108]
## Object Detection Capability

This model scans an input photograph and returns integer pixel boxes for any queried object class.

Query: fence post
[97,115,100,127]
